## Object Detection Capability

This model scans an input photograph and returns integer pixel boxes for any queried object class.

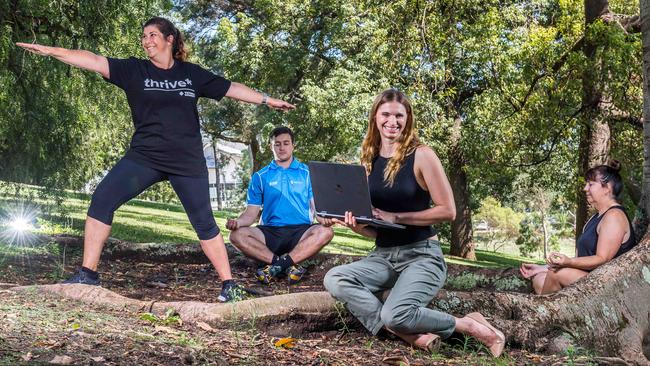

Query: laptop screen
[308,162,374,218]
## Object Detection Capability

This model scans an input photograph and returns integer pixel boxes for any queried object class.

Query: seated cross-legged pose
[227,126,334,284]
[520,162,636,294]
[16,16,295,302]
[323,89,505,357]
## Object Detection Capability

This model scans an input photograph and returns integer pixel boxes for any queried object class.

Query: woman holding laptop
[324,89,505,357]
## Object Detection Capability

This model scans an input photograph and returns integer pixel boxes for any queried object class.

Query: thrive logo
[144,78,192,89]
[144,78,195,98]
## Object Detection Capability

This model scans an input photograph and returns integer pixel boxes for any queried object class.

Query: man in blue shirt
[227,126,334,284]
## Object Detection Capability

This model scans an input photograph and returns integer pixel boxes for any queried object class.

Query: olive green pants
[324,239,456,338]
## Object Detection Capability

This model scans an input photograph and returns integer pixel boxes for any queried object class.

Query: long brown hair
[360,89,421,186]
[143,17,188,61]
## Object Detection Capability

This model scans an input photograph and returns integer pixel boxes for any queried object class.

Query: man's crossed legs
[229,224,333,284]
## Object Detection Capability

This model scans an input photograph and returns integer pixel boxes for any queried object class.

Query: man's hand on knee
[226,218,239,231]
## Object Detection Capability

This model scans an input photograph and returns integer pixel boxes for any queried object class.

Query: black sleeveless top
[368,152,436,247]
[576,205,636,258]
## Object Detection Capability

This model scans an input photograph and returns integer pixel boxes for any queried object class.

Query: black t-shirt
[104,57,231,176]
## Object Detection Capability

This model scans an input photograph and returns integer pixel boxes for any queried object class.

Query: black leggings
[87,158,219,240]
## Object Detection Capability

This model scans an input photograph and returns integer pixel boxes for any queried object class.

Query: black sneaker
[286,265,307,284]
[63,269,100,286]
[217,281,246,303]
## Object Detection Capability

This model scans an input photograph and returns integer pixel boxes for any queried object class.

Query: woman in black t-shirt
[16,17,294,302]
[520,162,636,294]
[324,89,505,357]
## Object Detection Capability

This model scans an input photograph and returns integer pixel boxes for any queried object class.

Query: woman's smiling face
[375,101,407,141]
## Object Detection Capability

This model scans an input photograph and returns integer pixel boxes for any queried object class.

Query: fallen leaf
[136,262,155,267]
[90,356,106,362]
[50,355,74,365]
[224,350,246,359]
[21,352,32,361]
[382,355,410,366]
[155,325,180,335]
[33,340,63,349]
[146,281,168,288]
[196,321,215,332]
[273,337,298,349]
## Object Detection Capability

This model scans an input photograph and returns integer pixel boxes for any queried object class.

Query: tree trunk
[541,212,549,259]
[249,136,261,173]
[24,232,650,362]
[211,138,222,210]
[576,0,612,240]
[638,0,650,238]
[449,115,476,260]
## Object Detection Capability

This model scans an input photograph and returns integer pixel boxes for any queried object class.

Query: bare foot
[465,313,505,358]
[388,329,440,351]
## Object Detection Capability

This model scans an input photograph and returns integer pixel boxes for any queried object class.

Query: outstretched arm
[225,82,295,111]
[16,43,109,78]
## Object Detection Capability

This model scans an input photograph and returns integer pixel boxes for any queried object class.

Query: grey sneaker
[62,269,100,286]
[217,281,246,302]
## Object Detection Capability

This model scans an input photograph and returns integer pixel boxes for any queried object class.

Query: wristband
[261,93,269,105]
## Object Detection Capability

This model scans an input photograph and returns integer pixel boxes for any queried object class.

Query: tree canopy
[1,0,645,252]
[0,0,171,189]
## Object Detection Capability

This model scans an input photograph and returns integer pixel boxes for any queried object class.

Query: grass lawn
[0,184,541,268]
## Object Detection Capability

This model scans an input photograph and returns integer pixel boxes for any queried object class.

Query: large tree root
[10,284,342,334]
[31,234,650,363]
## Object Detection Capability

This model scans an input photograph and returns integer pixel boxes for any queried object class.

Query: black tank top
[576,205,636,258]
[368,152,436,247]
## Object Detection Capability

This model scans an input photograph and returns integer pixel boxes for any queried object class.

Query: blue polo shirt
[247,158,314,226]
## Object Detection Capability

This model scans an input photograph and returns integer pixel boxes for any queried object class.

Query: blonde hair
[360,89,421,186]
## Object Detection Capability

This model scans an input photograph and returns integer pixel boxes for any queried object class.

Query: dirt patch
[0,234,530,302]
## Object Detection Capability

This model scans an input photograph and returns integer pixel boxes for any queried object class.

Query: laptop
[308,161,405,230]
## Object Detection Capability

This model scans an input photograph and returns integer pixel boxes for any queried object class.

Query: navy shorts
[87,158,219,240]
[258,224,313,255]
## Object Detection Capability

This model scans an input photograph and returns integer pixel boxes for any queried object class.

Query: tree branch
[601,11,642,34]
[599,100,643,130]
[504,106,585,168]
[620,15,641,33]
[505,10,638,117]
[511,37,584,113]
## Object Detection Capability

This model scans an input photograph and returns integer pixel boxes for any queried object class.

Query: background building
[203,137,248,210]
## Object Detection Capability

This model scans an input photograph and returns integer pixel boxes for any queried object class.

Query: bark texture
[639,0,650,238]
[449,114,476,260]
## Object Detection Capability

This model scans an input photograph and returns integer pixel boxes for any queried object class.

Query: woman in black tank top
[520,162,636,294]
[323,89,505,357]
